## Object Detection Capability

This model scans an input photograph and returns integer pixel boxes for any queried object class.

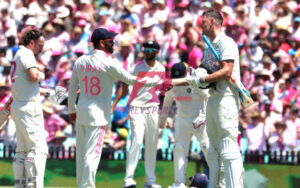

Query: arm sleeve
[220,38,238,62]
[158,90,174,127]
[68,63,79,114]
[107,62,159,87]
[22,51,37,70]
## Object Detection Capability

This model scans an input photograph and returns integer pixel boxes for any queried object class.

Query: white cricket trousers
[11,101,48,188]
[124,106,160,184]
[173,117,209,184]
[76,125,106,188]
[206,96,244,188]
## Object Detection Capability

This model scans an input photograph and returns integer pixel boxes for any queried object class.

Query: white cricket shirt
[201,32,241,97]
[162,86,209,120]
[68,50,158,126]
[11,46,40,101]
[129,60,165,107]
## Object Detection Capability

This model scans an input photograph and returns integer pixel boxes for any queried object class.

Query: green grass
[0,159,299,188]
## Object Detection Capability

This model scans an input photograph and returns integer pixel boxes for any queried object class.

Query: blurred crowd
[0,0,299,159]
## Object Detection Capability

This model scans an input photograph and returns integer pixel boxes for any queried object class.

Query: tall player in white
[159,63,209,188]
[112,40,165,188]
[68,28,160,188]
[10,29,48,188]
[172,10,244,188]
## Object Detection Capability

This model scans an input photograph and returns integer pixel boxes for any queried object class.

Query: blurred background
[0,0,299,187]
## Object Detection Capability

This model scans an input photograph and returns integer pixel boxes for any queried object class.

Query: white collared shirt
[11,46,40,101]
[68,50,157,126]
[162,86,209,120]
[201,32,241,97]
[129,60,165,107]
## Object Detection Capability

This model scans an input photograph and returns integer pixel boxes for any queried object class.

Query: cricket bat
[202,35,254,108]
[0,97,13,130]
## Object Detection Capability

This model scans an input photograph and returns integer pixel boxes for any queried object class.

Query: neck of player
[208,27,222,42]
[145,58,156,67]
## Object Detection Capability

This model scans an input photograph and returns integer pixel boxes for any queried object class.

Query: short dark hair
[22,29,44,46]
[203,9,223,27]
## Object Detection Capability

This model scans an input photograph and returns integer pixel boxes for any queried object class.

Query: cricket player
[112,40,165,188]
[159,63,209,188]
[68,28,160,188]
[172,10,244,188]
[10,29,48,188]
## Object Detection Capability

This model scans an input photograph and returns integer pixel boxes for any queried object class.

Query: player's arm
[108,62,159,87]
[203,60,234,83]
[27,67,45,82]
[68,64,79,124]
[111,82,129,114]
[172,60,233,86]
[158,90,174,128]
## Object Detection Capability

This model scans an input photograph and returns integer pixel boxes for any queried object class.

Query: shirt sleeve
[22,50,37,70]
[220,38,238,62]
[68,62,79,114]
[107,61,158,87]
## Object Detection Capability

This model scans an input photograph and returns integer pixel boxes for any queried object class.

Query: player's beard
[105,42,114,54]
[145,54,156,61]
[203,24,212,37]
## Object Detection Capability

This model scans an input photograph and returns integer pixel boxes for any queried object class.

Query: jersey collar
[212,32,225,45]
[143,60,158,69]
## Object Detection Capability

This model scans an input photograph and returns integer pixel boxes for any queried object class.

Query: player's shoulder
[155,61,166,71]
[221,34,237,48]
[131,60,145,71]
[16,46,32,56]
[74,51,94,64]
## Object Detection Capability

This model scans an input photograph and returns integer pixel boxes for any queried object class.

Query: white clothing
[68,50,158,126]
[202,32,244,188]
[129,60,165,107]
[125,107,160,184]
[68,49,159,188]
[11,45,48,188]
[201,32,240,97]
[76,125,106,188]
[159,86,209,184]
[124,60,165,186]
[11,46,40,101]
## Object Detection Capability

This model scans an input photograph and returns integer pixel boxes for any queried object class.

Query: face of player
[102,38,114,54]
[201,16,213,36]
[143,48,158,61]
[32,36,45,56]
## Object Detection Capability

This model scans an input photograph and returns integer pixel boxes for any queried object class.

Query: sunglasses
[143,48,158,53]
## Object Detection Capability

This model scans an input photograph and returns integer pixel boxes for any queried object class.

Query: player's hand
[161,79,172,92]
[110,106,115,114]
[69,113,76,124]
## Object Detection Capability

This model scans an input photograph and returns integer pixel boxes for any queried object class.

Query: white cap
[142,18,157,28]
[56,6,70,18]
[25,17,37,26]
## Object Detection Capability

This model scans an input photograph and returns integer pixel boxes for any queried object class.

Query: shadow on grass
[0,176,13,186]
[289,175,300,188]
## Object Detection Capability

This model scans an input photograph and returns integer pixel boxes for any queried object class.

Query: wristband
[38,72,45,81]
